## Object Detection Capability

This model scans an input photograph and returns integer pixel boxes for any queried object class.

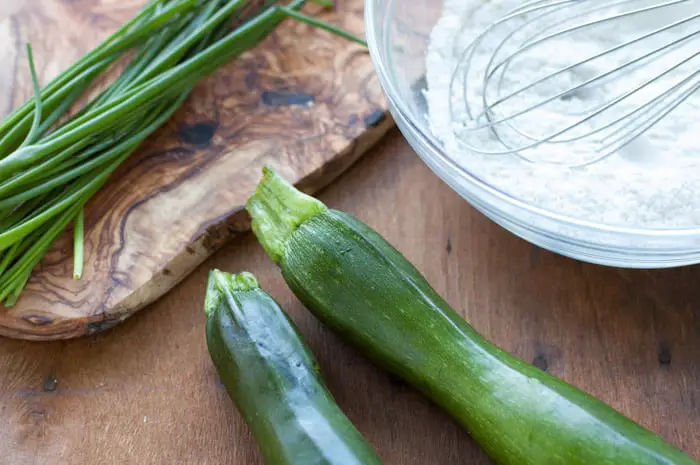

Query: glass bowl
[364,0,700,269]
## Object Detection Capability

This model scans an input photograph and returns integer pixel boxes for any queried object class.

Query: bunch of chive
[0,0,364,307]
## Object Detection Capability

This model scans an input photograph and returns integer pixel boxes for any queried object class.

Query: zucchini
[246,167,699,465]
[205,270,384,465]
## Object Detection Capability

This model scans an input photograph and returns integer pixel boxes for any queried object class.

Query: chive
[277,6,368,47]
[22,44,44,148]
[0,0,367,306]
[4,271,31,308]
[73,209,85,280]
[0,0,201,157]
[0,242,22,278]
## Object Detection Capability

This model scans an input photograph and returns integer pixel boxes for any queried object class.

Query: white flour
[425,0,700,227]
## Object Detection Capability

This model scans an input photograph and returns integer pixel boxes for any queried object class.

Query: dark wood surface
[1,130,699,464]
[0,0,390,340]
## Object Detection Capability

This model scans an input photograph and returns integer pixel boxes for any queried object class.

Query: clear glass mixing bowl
[365,0,700,269]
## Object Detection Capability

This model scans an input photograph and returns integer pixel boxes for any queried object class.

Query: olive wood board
[0,0,393,340]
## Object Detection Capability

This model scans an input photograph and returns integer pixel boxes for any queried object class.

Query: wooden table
[1,130,699,464]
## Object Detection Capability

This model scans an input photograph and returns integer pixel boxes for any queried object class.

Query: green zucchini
[204,270,384,465]
[246,167,699,465]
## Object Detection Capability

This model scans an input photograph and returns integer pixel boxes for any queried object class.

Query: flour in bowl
[425,0,700,227]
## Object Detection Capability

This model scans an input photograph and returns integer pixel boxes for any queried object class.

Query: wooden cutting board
[0,0,392,341]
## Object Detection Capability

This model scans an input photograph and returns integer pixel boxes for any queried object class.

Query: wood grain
[0,0,392,340]
[0,132,697,464]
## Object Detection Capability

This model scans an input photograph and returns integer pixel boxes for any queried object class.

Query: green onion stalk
[0,0,365,306]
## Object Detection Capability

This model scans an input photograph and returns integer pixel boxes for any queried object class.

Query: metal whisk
[450,0,700,167]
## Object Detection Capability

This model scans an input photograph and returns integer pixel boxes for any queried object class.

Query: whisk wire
[456,0,575,120]
[450,0,700,167]
[487,34,700,150]
[481,11,700,122]
[599,71,700,154]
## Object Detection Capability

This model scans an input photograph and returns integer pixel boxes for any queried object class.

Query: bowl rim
[364,0,700,241]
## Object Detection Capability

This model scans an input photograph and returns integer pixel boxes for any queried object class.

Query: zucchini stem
[246,167,327,264]
[205,269,259,317]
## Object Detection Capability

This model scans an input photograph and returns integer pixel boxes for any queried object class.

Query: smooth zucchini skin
[204,270,384,465]
[281,211,698,465]
[246,167,698,465]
